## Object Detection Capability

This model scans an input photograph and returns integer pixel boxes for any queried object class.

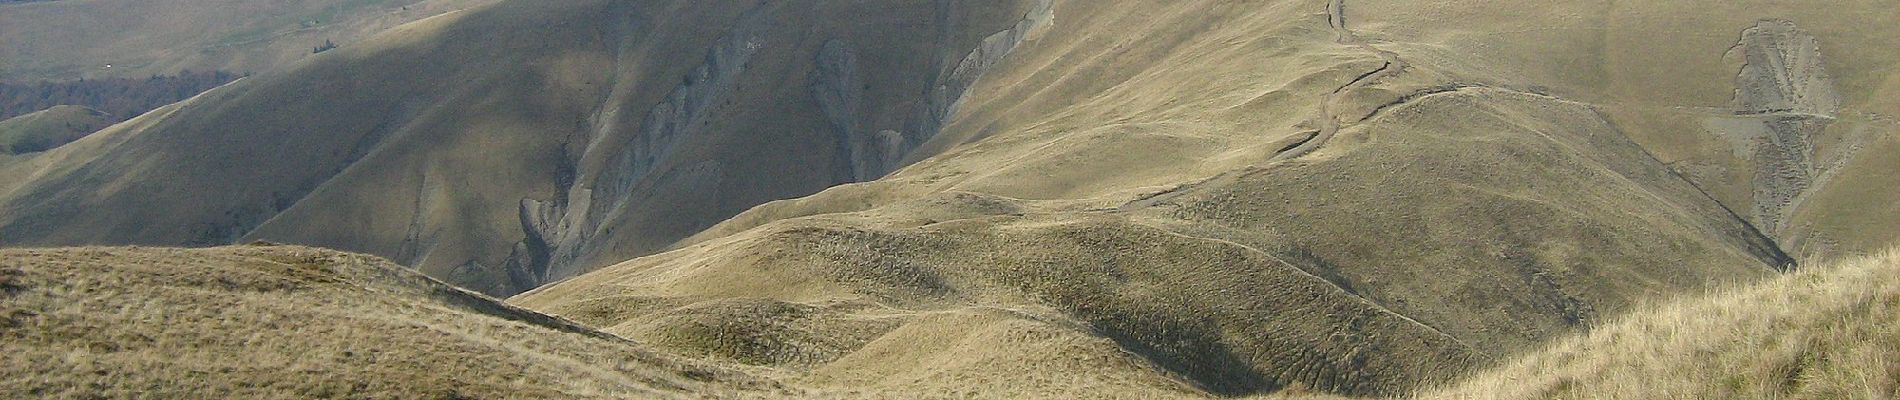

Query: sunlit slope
[517,0,1797,397]
[0,0,495,81]
[1345,0,1900,260]
[1422,249,1900,399]
[0,245,782,398]
[0,0,1043,295]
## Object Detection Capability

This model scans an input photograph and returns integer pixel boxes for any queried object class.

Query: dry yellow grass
[3,1,1898,398]
[1420,249,1900,399]
[514,0,1799,396]
[0,245,787,399]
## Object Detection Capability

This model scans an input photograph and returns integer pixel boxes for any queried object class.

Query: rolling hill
[1,0,1897,398]
[1421,249,1900,399]
[0,105,111,155]
[0,245,784,399]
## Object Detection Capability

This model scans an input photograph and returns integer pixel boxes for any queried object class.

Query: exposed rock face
[502,1,1056,293]
[1725,20,1841,236]
[906,0,1055,160]
[1732,20,1840,116]
[811,0,1056,182]
[812,40,876,181]
[500,6,774,292]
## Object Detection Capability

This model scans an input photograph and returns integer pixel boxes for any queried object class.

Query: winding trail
[1269,0,1406,162]
[1116,0,1398,211]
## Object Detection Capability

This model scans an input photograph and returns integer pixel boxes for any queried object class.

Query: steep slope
[0,105,111,155]
[1421,249,1900,399]
[0,0,495,81]
[516,0,1809,397]
[0,0,1048,295]
[0,245,782,398]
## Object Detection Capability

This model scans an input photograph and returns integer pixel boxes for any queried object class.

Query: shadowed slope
[0,0,1044,295]
[0,105,111,155]
[0,0,496,81]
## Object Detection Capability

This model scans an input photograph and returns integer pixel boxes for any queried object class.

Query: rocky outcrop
[1725,20,1841,236]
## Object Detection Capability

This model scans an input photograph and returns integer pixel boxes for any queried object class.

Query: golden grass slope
[5,0,1898,397]
[0,0,496,81]
[515,0,1812,397]
[0,245,785,399]
[514,85,1788,396]
[514,207,1478,397]
[1422,249,1900,399]
[1346,0,1900,261]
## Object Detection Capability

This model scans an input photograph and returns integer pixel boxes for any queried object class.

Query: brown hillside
[511,0,1847,397]
[0,245,785,398]
[0,0,1048,295]
[1421,249,1900,399]
[3,0,1898,397]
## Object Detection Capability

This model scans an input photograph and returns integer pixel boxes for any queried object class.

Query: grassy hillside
[512,1,1813,397]
[0,0,1044,295]
[1345,0,1900,260]
[0,0,495,81]
[0,105,110,155]
[2,0,1897,397]
[1421,249,1900,399]
[0,245,784,398]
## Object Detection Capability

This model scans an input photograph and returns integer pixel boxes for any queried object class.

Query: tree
[313,39,338,54]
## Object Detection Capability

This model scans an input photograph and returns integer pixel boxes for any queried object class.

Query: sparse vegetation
[313,39,338,54]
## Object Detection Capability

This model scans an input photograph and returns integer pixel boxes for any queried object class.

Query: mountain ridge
[1,0,1897,397]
